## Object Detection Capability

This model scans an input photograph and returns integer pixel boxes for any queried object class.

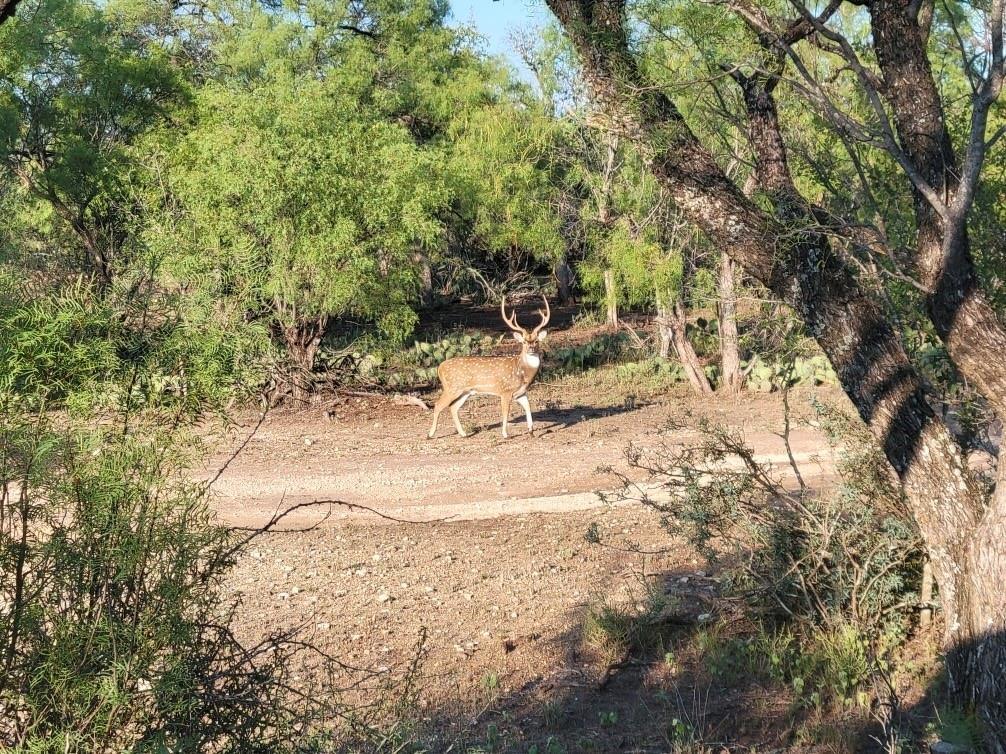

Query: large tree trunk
[544,1,1006,742]
[278,314,327,404]
[718,253,742,394]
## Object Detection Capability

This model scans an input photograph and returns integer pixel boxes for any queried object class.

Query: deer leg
[449,392,472,437]
[429,389,463,438]
[515,394,532,432]
[500,395,510,438]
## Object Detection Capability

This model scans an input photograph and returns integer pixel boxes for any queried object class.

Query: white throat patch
[523,353,541,369]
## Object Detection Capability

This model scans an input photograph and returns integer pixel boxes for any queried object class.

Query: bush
[0,278,333,752]
[607,400,923,639]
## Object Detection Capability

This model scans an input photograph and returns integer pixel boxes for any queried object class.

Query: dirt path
[207,384,840,528]
[214,382,852,750]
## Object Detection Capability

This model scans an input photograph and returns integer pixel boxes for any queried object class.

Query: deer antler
[530,294,550,337]
[500,294,526,335]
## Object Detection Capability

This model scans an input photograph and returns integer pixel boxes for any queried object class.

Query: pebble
[376,593,392,604]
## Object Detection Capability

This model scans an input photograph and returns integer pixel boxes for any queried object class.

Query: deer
[428,294,550,439]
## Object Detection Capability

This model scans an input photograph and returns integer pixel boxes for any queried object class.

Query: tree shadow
[453,398,650,439]
[535,401,653,433]
[340,562,972,754]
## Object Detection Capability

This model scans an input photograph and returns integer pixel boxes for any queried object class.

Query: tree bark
[658,295,712,393]
[718,253,742,394]
[603,268,618,328]
[868,0,1006,421]
[279,315,327,403]
[543,1,1004,741]
[554,257,575,304]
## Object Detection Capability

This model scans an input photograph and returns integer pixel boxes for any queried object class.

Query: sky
[448,0,551,81]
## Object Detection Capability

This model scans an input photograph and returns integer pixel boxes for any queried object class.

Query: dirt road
[213,382,849,751]
[207,383,839,527]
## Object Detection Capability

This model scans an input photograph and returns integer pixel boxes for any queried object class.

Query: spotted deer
[428,295,550,439]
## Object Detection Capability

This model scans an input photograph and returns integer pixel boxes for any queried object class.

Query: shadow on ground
[339,563,957,754]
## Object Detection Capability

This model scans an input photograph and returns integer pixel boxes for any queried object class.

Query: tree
[155,70,444,400]
[544,0,1006,745]
[0,0,182,288]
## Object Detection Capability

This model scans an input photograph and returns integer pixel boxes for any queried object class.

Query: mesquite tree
[544,0,1006,744]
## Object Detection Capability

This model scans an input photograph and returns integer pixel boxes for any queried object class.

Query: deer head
[501,294,550,358]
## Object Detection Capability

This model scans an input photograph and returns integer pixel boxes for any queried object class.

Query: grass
[542,359,689,402]
[581,585,678,663]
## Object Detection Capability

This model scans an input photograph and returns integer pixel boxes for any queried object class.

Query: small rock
[304,437,314,446]
[316,622,330,630]
[276,592,290,600]
[376,593,391,604]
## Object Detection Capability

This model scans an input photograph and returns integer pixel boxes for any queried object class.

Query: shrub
[606,400,923,639]
[0,278,332,752]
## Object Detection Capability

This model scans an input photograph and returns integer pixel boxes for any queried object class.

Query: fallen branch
[340,390,430,411]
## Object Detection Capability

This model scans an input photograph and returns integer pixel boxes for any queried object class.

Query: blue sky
[449,0,551,79]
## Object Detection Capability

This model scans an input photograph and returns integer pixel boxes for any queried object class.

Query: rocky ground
[205,375,857,752]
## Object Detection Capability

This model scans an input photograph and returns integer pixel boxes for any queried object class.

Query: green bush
[550,332,629,374]
[0,278,327,752]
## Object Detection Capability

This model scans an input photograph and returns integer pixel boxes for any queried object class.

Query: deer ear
[512,331,523,342]
[538,330,548,343]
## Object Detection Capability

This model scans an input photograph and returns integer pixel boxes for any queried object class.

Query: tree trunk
[544,1,1005,741]
[603,269,618,328]
[658,295,712,394]
[414,252,433,308]
[656,301,672,359]
[279,316,326,403]
[718,253,742,394]
[554,257,575,304]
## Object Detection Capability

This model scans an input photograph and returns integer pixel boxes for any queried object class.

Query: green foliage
[446,98,564,264]
[744,354,839,393]
[692,622,876,710]
[0,277,322,752]
[549,333,629,374]
[582,586,676,663]
[0,0,184,281]
[0,275,117,404]
[159,70,445,346]
[581,223,680,309]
